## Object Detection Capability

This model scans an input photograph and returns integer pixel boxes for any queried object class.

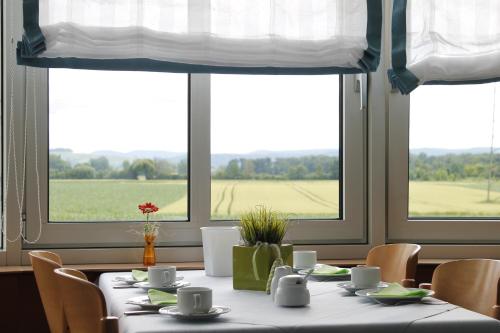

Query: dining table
[98,271,500,333]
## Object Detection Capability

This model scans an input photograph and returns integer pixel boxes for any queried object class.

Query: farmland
[49,179,500,221]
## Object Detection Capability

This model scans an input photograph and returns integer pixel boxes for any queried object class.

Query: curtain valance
[17,0,382,75]
[390,0,500,94]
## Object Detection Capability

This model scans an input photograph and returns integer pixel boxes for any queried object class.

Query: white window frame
[22,70,367,246]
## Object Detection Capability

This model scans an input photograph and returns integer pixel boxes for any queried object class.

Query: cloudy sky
[49,69,499,155]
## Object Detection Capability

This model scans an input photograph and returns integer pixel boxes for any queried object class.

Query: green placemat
[148,289,177,306]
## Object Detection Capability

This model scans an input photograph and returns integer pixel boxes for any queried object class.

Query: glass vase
[143,234,156,266]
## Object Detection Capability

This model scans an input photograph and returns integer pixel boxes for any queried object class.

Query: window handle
[355,74,367,112]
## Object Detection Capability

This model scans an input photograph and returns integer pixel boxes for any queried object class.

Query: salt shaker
[271,265,293,301]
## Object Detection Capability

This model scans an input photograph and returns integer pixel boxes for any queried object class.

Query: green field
[49,179,500,221]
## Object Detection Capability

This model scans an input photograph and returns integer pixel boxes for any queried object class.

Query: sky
[49,69,499,155]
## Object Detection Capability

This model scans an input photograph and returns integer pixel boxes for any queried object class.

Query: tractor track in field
[295,184,337,208]
[290,184,334,208]
[213,184,229,215]
[226,183,237,216]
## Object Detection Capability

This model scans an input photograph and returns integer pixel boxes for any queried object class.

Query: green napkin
[132,270,148,282]
[372,283,428,297]
[148,289,177,306]
[312,265,350,275]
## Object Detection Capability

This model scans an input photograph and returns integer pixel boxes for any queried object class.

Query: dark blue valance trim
[387,69,419,95]
[388,0,420,95]
[358,0,383,72]
[20,0,46,57]
[16,48,367,75]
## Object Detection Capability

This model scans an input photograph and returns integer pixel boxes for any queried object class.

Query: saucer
[337,281,389,294]
[133,281,190,292]
[159,305,231,320]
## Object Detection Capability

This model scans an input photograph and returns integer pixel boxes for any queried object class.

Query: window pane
[409,83,500,218]
[211,75,341,220]
[49,69,188,222]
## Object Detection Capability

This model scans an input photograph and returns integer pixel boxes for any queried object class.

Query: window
[21,72,366,248]
[409,84,500,219]
[210,75,341,221]
[48,69,189,222]
[388,82,500,243]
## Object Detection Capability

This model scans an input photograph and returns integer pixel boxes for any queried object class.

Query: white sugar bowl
[274,275,310,307]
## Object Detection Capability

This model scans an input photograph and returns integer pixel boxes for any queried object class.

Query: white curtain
[391,0,500,94]
[27,0,372,71]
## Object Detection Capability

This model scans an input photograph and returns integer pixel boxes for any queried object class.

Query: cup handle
[193,294,201,312]
[162,271,170,286]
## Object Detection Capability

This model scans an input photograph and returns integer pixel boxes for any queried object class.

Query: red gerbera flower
[138,202,159,214]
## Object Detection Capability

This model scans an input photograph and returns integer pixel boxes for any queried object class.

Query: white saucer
[159,305,231,320]
[114,275,184,285]
[337,281,389,294]
[126,295,176,310]
[133,281,190,292]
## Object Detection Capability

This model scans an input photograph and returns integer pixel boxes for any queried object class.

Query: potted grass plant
[233,206,293,291]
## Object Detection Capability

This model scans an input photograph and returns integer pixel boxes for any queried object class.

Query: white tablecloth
[98,271,500,333]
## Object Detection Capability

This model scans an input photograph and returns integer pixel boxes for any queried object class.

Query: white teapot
[274,275,310,307]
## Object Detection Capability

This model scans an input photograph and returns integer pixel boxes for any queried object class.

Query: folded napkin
[132,270,148,282]
[372,283,428,297]
[148,289,177,306]
[312,265,350,275]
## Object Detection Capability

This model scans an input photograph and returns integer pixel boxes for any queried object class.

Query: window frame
[23,70,367,248]
[387,86,500,244]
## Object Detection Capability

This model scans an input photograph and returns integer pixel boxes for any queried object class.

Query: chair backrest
[431,259,500,320]
[29,251,66,333]
[366,243,421,285]
[54,268,109,333]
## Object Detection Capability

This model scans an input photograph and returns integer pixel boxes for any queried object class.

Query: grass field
[49,179,500,221]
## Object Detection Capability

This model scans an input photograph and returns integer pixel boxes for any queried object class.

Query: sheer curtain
[18,0,382,74]
[390,0,500,94]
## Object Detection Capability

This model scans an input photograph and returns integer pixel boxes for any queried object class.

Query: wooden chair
[419,259,500,320]
[365,243,421,287]
[54,268,119,333]
[29,251,67,333]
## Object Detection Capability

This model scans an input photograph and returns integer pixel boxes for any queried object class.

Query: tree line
[50,152,499,181]
[409,153,500,181]
[49,155,188,180]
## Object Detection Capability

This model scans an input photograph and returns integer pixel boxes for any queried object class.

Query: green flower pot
[232,244,293,291]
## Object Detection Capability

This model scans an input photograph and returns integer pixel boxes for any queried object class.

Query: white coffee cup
[148,266,176,287]
[293,251,317,270]
[177,287,212,315]
[351,266,381,288]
